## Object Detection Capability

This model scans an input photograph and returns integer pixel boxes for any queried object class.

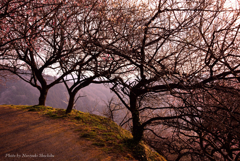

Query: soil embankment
[0,106,126,161]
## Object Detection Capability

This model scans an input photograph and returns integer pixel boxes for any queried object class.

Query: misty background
[0,75,128,124]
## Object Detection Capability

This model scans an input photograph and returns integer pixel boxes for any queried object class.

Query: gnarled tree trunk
[66,92,76,114]
[38,87,49,106]
[130,92,144,144]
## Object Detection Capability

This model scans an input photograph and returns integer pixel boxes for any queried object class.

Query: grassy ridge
[4,105,166,161]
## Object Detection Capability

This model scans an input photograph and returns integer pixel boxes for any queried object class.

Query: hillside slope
[0,105,166,161]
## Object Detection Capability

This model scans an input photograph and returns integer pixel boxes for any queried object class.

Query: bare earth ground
[0,106,129,161]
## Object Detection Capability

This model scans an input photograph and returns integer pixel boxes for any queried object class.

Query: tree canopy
[1,0,240,160]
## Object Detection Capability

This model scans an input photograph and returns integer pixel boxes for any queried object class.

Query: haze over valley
[0,76,115,116]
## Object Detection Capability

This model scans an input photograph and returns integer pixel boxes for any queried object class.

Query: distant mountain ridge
[0,76,115,116]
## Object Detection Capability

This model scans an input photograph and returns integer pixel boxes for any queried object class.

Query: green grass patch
[26,105,53,111]
[9,105,53,112]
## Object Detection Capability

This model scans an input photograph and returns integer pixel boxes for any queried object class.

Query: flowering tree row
[1,0,240,160]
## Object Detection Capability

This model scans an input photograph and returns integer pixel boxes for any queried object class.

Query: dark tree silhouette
[92,0,240,144]
[145,81,240,161]
[0,0,113,106]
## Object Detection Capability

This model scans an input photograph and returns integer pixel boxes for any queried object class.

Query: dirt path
[0,106,126,161]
